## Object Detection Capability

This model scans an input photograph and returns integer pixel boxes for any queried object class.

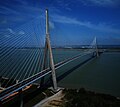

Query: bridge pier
[93,51,99,57]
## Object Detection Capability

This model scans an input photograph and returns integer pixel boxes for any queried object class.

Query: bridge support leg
[20,96,23,107]
[45,9,58,92]
[47,36,58,92]
[40,41,48,87]
[95,37,99,57]
[19,89,23,107]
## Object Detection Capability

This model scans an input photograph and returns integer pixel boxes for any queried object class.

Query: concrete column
[19,89,23,107]
[45,9,58,92]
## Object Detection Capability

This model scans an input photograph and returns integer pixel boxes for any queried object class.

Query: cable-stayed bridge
[0,9,100,106]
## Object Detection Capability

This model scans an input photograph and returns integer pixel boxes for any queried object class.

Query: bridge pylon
[41,9,58,92]
[95,37,99,57]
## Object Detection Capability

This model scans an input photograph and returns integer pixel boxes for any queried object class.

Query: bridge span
[0,9,100,106]
[0,51,97,102]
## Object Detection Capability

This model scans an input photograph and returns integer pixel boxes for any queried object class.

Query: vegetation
[61,88,120,107]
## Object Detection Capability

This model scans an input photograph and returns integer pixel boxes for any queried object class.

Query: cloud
[6,28,25,35]
[55,0,73,11]
[0,1,42,26]
[18,31,25,35]
[5,35,10,38]
[0,19,7,24]
[80,0,120,7]
[14,0,28,5]
[51,14,120,34]
[49,21,55,29]
[7,28,15,34]
[0,6,19,15]
[51,14,80,24]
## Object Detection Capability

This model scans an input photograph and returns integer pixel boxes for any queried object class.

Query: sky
[0,0,120,46]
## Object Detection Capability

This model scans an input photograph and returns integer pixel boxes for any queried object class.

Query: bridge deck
[0,51,97,102]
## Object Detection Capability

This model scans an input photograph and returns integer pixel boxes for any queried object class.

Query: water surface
[58,52,120,97]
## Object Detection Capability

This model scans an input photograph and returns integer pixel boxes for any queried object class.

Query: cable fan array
[0,16,49,88]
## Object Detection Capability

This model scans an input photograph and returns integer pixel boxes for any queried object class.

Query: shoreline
[33,88,120,107]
